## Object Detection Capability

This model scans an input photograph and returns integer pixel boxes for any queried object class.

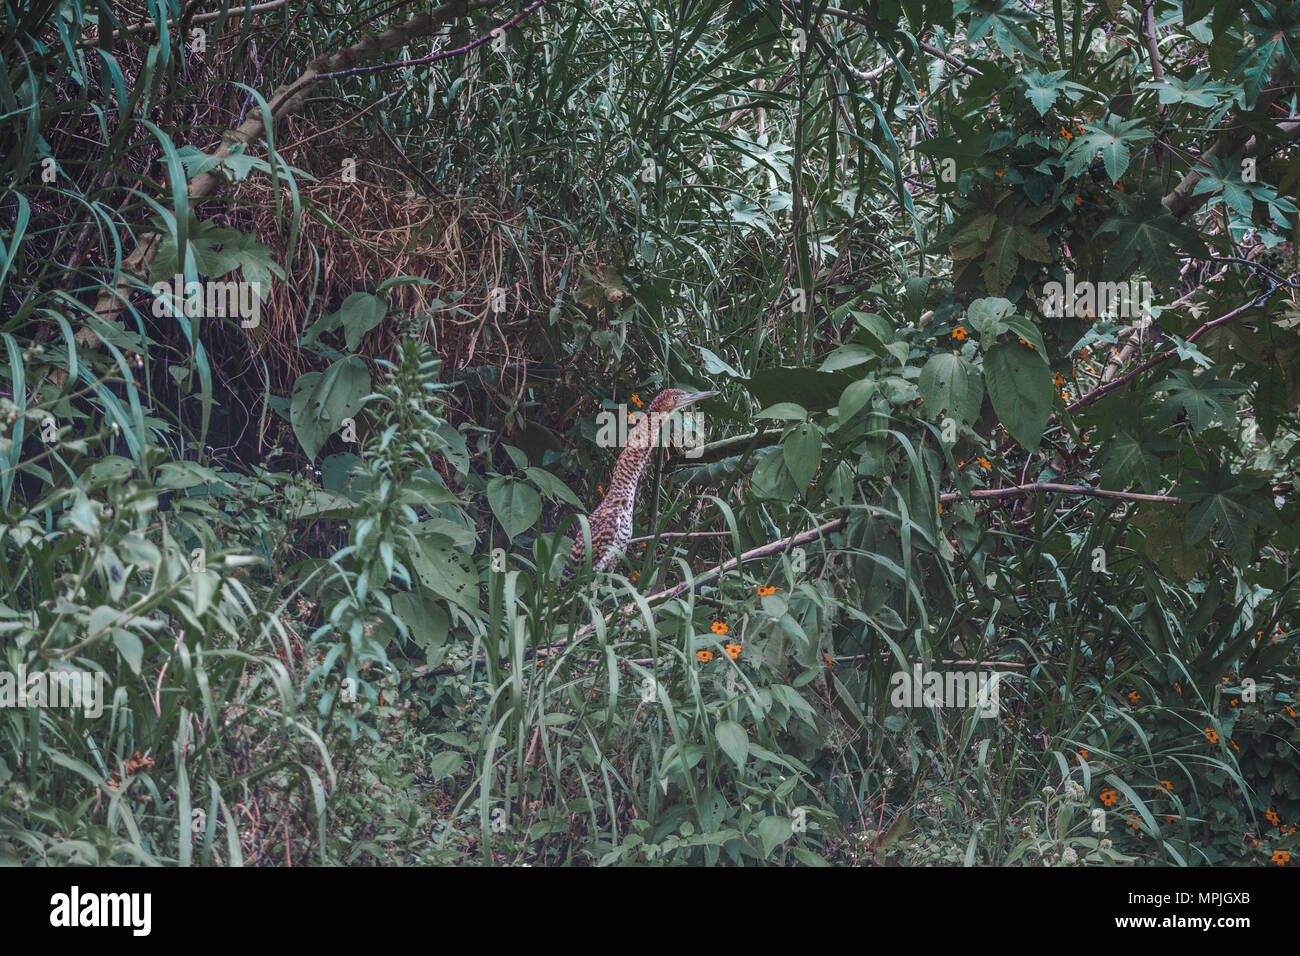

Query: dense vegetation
[1,0,1297,866]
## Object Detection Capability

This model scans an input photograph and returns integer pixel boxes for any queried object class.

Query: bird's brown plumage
[562,388,715,582]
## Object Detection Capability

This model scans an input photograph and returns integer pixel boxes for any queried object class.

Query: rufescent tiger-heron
[562,388,718,582]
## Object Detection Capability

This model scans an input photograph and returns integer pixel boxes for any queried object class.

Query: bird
[562,388,718,583]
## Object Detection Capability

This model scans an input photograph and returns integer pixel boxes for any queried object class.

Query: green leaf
[838,378,877,423]
[714,719,749,768]
[918,353,983,425]
[1062,114,1153,182]
[1096,206,1207,288]
[113,629,144,675]
[756,814,793,856]
[290,357,370,461]
[966,297,1016,335]
[783,423,821,487]
[1174,468,1272,565]
[335,293,388,351]
[984,342,1054,449]
[487,477,541,540]
[819,343,874,372]
[1154,369,1248,433]
[427,751,463,780]
[1020,70,1087,116]
[524,466,582,507]
[756,402,808,420]
[408,538,482,616]
[1097,427,1170,492]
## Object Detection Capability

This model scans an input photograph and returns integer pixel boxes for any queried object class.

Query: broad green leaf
[919,352,983,424]
[1062,114,1153,182]
[1154,369,1248,434]
[714,719,749,768]
[783,423,821,487]
[427,751,463,780]
[335,293,388,351]
[290,357,370,461]
[838,378,876,423]
[756,402,808,420]
[487,477,541,540]
[756,814,793,856]
[984,342,1054,449]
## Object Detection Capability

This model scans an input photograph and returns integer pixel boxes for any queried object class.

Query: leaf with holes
[919,353,982,425]
[290,357,370,461]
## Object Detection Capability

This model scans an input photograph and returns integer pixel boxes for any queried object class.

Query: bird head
[646,388,719,414]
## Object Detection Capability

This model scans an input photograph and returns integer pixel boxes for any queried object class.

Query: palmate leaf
[1095,206,1207,288]
[1153,368,1249,433]
[1062,114,1153,182]
[1173,468,1274,566]
[1191,156,1256,218]
[1096,425,1175,492]
[1019,69,1088,116]
[948,197,1052,296]
[963,0,1043,62]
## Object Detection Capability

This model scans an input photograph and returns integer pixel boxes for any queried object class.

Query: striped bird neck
[603,410,667,505]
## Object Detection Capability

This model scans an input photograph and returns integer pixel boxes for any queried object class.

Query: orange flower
[951,326,968,342]
[1061,389,1069,401]
[1204,727,1219,743]
[630,394,643,408]
[1159,780,1173,791]
[1074,194,1082,206]
[977,456,991,470]
[1018,337,1035,350]
[710,621,728,635]
[1079,750,1089,760]
[1164,815,1177,823]
[724,643,742,660]
[822,653,836,669]
[696,650,714,663]
[1053,373,1065,387]
[630,570,640,583]
[756,585,780,596]
[1230,698,1239,707]
[1286,705,1297,718]
[1230,740,1240,752]
[1274,850,1290,865]
[1127,690,1140,703]
[937,503,943,514]
[1174,681,1182,696]
[1080,346,1091,360]
[1100,789,1118,807]
[1266,808,1281,826]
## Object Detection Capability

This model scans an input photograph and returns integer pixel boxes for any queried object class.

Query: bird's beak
[676,390,719,408]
